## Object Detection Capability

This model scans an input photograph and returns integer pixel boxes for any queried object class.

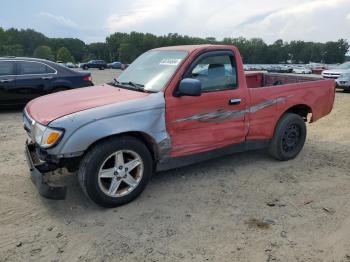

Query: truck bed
[245,72,323,88]
[244,71,335,141]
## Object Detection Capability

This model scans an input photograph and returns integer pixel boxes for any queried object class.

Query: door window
[46,66,56,73]
[0,61,15,76]
[19,61,49,75]
[189,54,237,92]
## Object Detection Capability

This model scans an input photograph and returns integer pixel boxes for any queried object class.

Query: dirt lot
[0,70,350,262]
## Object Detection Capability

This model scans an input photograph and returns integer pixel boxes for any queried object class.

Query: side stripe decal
[174,96,291,123]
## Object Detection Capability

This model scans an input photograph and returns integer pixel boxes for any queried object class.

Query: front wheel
[78,136,153,207]
[268,113,306,161]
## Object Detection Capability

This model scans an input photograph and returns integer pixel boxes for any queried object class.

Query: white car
[322,62,350,91]
[292,66,312,74]
[322,62,350,79]
[335,73,350,91]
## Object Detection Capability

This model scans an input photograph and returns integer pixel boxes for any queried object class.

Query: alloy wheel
[97,150,144,197]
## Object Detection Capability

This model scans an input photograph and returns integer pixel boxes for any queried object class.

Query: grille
[323,75,338,79]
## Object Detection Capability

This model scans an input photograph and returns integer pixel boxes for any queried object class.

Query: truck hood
[25,84,148,125]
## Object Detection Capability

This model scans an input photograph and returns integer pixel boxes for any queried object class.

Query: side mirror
[177,78,202,97]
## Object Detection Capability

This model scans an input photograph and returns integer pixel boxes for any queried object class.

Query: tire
[78,136,153,207]
[268,113,306,161]
[83,66,88,70]
[100,66,105,70]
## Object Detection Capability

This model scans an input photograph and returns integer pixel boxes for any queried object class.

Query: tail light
[83,75,92,82]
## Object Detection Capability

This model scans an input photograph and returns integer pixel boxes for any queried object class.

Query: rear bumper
[25,142,67,200]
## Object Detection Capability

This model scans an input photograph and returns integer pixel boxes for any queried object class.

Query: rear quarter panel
[247,78,335,140]
[51,67,91,89]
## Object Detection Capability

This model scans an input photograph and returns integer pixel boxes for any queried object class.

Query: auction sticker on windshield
[159,58,182,66]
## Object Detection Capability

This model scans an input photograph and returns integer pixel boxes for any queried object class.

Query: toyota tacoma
[24,45,335,207]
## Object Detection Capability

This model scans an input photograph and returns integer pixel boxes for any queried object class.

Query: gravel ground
[0,70,349,262]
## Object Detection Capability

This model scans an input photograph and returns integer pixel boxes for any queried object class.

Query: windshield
[337,62,350,69]
[117,50,188,92]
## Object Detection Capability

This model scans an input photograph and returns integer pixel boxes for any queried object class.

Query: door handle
[41,76,53,80]
[229,98,241,105]
[0,79,14,83]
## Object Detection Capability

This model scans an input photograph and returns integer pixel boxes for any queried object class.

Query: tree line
[0,27,348,64]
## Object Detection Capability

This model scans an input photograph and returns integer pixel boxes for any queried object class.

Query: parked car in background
[292,66,312,74]
[322,62,350,80]
[121,63,130,70]
[267,65,293,73]
[80,60,107,70]
[107,61,122,69]
[65,62,77,68]
[335,73,350,91]
[23,45,335,207]
[307,63,327,75]
[0,57,93,106]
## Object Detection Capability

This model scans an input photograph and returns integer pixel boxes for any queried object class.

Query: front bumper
[25,142,67,200]
[336,79,350,89]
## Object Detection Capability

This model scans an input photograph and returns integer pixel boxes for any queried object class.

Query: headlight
[32,122,64,148]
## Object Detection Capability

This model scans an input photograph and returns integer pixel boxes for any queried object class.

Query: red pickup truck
[24,45,335,207]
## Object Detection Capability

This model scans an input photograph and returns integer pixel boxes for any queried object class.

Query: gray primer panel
[46,92,169,158]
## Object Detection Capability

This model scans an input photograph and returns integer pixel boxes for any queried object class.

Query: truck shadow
[38,138,350,218]
[38,149,272,213]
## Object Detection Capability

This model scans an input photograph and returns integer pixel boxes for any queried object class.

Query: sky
[1,0,349,44]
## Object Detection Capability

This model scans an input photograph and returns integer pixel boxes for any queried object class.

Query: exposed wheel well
[285,104,312,121]
[86,132,158,163]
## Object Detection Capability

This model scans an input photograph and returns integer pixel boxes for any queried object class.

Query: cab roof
[152,44,236,53]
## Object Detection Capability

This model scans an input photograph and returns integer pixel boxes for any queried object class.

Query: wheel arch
[269,104,312,139]
[50,85,71,92]
[281,104,313,122]
[84,131,159,164]
[49,79,73,91]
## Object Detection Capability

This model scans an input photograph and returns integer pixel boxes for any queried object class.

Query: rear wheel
[268,113,306,161]
[78,136,153,207]
[100,66,105,70]
[83,66,88,70]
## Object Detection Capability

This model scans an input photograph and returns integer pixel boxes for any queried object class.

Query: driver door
[166,51,248,157]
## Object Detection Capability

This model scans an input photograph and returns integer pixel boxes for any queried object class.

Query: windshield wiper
[111,79,155,93]
[110,78,122,87]
[121,81,144,90]
[122,81,157,93]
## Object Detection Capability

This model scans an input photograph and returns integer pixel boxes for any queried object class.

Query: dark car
[107,61,122,69]
[80,60,107,70]
[0,57,93,106]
